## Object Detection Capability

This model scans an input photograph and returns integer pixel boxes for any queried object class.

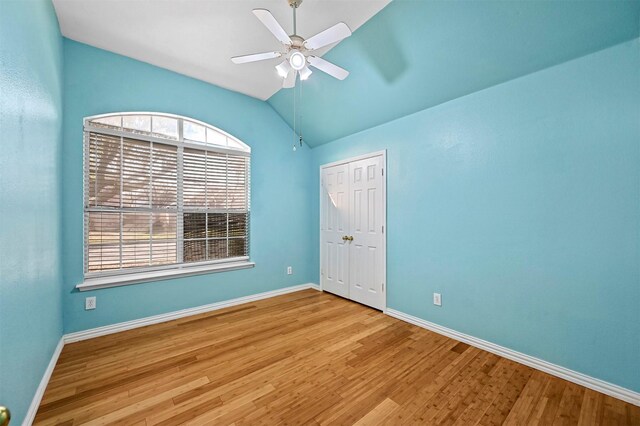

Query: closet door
[348,156,385,310]
[320,164,350,298]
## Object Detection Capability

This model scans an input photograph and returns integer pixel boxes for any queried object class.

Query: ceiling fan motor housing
[289,35,305,49]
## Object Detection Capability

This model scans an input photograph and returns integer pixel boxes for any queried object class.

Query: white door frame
[319,150,387,311]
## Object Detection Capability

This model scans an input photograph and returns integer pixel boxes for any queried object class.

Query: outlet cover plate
[433,293,442,306]
[85,296,96,310]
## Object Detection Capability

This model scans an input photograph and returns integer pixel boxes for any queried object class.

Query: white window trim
[77,260,255,291]
[79,112,252,291]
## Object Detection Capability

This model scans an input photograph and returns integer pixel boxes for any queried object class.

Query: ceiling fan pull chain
[299,79,303,147]
[293,79,297,151]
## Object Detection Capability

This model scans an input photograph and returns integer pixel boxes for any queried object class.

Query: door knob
[0,406,10,426]
[342,235,348,241]
[347,236,353,241]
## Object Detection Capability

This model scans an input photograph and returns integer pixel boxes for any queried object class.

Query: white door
[320,163,350,298]
[348,156,385,310]
[320,152,386,311]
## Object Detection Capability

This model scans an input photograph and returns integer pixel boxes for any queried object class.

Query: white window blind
[84,113,250,277]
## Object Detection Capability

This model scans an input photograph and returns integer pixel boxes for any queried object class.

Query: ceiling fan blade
[304,22,352,50]
[253,9,292,45]
[283,69,297,88]
[231,51,281,64]
[308,56,349,80]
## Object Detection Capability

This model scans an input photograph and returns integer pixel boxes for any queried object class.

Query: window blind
[84,114,250,276]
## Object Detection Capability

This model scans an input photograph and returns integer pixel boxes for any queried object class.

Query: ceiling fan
[231,0,352,88]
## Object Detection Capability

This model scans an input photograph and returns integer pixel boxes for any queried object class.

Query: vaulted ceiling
[52,0,390,100]
[53,0,640,147]
[267,0,640,146]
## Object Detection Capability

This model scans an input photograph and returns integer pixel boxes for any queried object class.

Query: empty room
[1,0,639,424]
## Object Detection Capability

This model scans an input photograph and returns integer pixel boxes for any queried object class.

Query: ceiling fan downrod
[288,0,302,35]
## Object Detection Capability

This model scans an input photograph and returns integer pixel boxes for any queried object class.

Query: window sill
[76,261,255,291]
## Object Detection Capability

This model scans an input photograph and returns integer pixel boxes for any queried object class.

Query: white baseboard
[23,337,64,426]
[385,308,640,407]
[65,283,320,343]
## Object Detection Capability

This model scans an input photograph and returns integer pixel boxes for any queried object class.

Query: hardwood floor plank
[82,377,209,426]
[451,358,519,425]
[33,290,640,425]
[354,398,400,426]
[552,382,586,426]
[578,389,606,425]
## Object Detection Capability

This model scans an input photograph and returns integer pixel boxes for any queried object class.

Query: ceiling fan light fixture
[299,66,312,81]
[289,51,306,70]
[276,60,292,78]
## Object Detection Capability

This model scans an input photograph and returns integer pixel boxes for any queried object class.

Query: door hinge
[382,283,385,292]
[382,225,384,233]
[382,168,384,176]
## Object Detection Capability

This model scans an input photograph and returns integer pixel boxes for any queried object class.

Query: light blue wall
[0,0,64,423]
[62,40,315,333]
[310,39,640,392]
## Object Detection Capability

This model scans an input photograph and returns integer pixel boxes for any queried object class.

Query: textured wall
[0,0,64,423]
[310,40,640,392]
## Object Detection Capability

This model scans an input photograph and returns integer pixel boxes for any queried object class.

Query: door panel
[320,164,349,298]
[348,156,385,310]
[321,154,385,310]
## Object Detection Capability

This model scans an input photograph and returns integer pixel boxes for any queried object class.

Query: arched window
[82,113,252,286]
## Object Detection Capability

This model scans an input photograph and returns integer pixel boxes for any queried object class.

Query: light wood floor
[35,289,639,425]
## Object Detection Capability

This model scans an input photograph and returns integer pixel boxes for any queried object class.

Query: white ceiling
[52,0,390,100]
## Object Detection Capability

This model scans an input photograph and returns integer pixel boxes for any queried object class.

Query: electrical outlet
[85,296,96,310]
[433,293,442,307]
[287,266,293,275]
